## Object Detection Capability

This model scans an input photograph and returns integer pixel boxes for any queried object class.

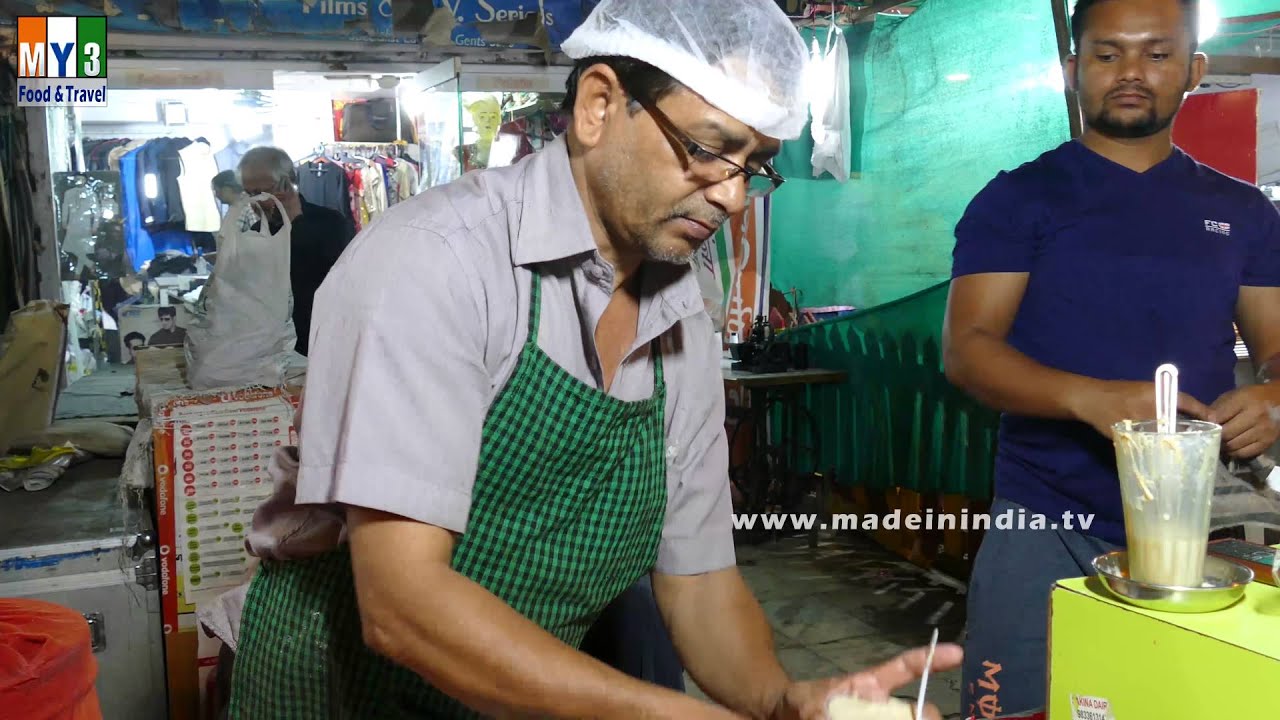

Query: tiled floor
[685,530,968,720]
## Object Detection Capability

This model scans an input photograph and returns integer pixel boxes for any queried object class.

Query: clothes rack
[79,136,220,271]
[296,142,420,234]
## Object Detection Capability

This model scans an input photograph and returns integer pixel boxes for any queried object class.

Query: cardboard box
[1048,575,1280,719]
[163,610,227,720]
[164,614,200,720]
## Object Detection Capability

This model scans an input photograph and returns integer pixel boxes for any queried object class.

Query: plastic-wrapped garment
[60,182,100,273]
[0,599,103,720]
[810,27,853,181]
[185,194,297,390]
[177,141,222,232]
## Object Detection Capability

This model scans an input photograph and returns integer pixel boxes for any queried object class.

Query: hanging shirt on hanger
[138,137,192,231]
[120,147,194,271]
[344,165,364,233]
[360,164,388,222]
[376,156,396,206]
[393,160,418,204]
[297,160,355,222]
[809,26,853,182]
[108,139,145,172]
[178,141,222,233]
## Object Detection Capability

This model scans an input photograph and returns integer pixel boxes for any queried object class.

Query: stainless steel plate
[1092,550,1253,613]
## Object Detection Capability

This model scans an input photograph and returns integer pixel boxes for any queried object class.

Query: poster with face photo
[118,304,195,364]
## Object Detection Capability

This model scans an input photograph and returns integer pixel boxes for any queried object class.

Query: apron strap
[527,268,543,344]
[650,337,664,386]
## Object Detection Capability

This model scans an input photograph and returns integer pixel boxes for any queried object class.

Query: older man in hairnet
[225,1,960,718]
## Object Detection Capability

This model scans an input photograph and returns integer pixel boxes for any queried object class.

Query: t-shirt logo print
[1204,220,1232,236]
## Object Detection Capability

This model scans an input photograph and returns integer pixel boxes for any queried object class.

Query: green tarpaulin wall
[761,0,1073,499]
[770,0,1073,311]
[759,0,1278,499]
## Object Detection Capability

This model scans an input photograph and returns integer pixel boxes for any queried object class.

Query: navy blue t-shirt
[952,140,1280,544]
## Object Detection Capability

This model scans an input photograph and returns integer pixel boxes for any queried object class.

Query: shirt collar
[512,134,706,321]
[512,135,598,266]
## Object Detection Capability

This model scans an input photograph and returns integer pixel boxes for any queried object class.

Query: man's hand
[280,186,304,222]
[1209,384,1280,459]
[768,644,964,720]
[1072,380,1211,439]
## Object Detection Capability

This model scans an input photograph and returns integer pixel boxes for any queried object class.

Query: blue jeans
[962,498,1118,718]
[580,575,686,691]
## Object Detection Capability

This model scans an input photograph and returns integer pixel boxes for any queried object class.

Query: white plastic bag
[810,26,852,182]
[185,194,296,390]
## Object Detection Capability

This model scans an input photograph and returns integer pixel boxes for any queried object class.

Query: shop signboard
[428,0,601,50]
[0,0,416,41]
[1,0,603,48]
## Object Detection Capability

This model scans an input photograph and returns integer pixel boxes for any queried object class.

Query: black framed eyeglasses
[627,91,785,198]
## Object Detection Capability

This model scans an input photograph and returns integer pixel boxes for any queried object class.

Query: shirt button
[666,445,678,460]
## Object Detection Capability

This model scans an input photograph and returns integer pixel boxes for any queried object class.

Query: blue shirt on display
[952,140,1280,545]
[120,147,196,271]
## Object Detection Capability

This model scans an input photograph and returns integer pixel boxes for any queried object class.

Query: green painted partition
[771,0,1072,310]
[777,279,1000,500]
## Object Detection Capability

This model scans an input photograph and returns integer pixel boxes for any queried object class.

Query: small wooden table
[722,367,848,546]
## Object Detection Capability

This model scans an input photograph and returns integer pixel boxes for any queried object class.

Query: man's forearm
[358,564,724,720]
[347,511,731,720]
[654,569,792,720]
[944,330,1095,420]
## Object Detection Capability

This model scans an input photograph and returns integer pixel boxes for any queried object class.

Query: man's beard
[1087,103,1177,140]
[644,241,697,265]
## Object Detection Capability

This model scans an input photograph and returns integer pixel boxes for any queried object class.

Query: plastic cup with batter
[1112,419,1222,587]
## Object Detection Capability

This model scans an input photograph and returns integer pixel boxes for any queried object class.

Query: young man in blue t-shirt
[945,0,1280,716]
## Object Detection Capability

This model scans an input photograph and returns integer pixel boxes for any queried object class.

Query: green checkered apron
[227,269,669,719]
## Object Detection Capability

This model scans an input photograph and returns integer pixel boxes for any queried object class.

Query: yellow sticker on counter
[1070,694,1115,720]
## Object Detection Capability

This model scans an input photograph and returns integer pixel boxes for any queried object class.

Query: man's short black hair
[124,332,145,345]
[157,306,177,319]
[1071,0,1200,54]
[560,56,683,113]
[211,170,241,193]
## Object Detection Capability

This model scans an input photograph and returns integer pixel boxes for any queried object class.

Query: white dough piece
[826,694,915,720]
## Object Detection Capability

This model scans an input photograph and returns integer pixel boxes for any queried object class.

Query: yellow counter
[1047,575,1280,719]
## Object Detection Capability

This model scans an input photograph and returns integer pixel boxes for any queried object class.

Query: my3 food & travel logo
[16,15,108,107]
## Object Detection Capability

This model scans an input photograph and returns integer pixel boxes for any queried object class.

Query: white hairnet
[560,0,810,141]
